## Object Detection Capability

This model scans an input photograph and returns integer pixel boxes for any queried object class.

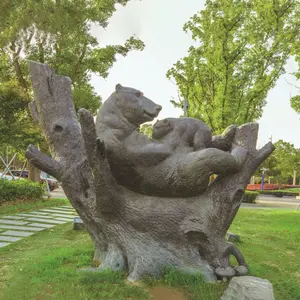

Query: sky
[90,0,300,148]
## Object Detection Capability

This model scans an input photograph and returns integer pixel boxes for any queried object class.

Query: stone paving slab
[0,205,77,248]
[49,207,75,211]
[0,225,45,231]
[0,242,10,248]
[0,219,28,225]
[2,216,25,220]
[40,209,76,214]
[2,230,35,237]
[49,209,76,214]
[50,213,77,218]
[54,217,74,222]
[25,218,66,224]
[27,223,55,228]
[29,211,50,215]
[18,214,55,219]
[2,231,35,237]
[0,235,22,242]
[46,207,73,210]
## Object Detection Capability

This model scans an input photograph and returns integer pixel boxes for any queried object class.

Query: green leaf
[290,95,300,114]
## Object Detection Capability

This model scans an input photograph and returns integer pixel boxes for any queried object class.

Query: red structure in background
[247,184,279,190]
[246,184,299,190]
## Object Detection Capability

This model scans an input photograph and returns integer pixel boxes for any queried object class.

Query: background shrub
[0,179,45,204]
[258,190,298,197]
[242,191,259,203]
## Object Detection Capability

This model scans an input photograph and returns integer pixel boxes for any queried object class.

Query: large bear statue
[96,84,247,197]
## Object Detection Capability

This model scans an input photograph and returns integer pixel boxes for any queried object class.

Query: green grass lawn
[0,197,70,216]
[231,209,300,300]
[283,188,300,193]
[0,208,299,300]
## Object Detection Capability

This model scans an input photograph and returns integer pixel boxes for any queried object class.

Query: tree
[0,0,144,179]
[290,16,300,114]
[0,81,43,151]
[26,62,274,281]
[272,140,300,184]
[0,80,44,179]
[254,155,280,183]
[167,0,300,134]
[0,0,144,114]
[256,140,300,184]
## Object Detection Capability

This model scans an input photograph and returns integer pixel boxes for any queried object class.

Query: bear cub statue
[152,118,236,153]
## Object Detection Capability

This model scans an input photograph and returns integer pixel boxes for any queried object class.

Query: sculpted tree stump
[26,61,274,282]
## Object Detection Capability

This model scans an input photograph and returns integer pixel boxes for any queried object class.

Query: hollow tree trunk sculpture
[25,61,274,282]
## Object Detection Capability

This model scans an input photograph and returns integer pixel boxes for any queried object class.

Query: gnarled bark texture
[25,61,274,282]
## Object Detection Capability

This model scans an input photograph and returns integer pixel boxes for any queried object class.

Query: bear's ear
[115,84,123,92]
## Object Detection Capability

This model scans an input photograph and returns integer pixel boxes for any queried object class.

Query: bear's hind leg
[182,147,247,180]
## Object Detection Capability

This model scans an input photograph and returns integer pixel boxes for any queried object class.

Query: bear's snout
[156,105,162,112]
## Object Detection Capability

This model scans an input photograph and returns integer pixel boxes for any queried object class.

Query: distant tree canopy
[256,139,300,184]
[167,0,300,134]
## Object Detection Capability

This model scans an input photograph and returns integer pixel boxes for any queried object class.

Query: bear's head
[152,118,173,140]
[113,84,162,126]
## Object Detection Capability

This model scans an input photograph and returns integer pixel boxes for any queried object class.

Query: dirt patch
[287,251,296,257]
[149,285,187,300]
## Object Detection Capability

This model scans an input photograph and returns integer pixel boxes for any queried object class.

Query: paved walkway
[0,206,77,248]
[50,187,67,199]
[242,195,300,210]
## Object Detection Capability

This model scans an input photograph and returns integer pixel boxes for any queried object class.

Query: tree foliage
[290,94,300,114]
[167,0,300,134]
[0,81,43,152]
[0,0,144,114]
[257,139,300,184]
[139,124,153,138]
[0,0,144,180]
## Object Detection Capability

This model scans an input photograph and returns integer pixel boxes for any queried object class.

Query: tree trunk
[293,170,296,186]
[25,62,274,282]
[28,161,41,182]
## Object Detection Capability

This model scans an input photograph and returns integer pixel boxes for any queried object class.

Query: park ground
[0,199,299,300]
[52,187,300,210]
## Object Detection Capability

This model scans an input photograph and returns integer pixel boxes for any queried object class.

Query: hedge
[242,191,259,203]
[0,178,45,204]
[258,190,299,197]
